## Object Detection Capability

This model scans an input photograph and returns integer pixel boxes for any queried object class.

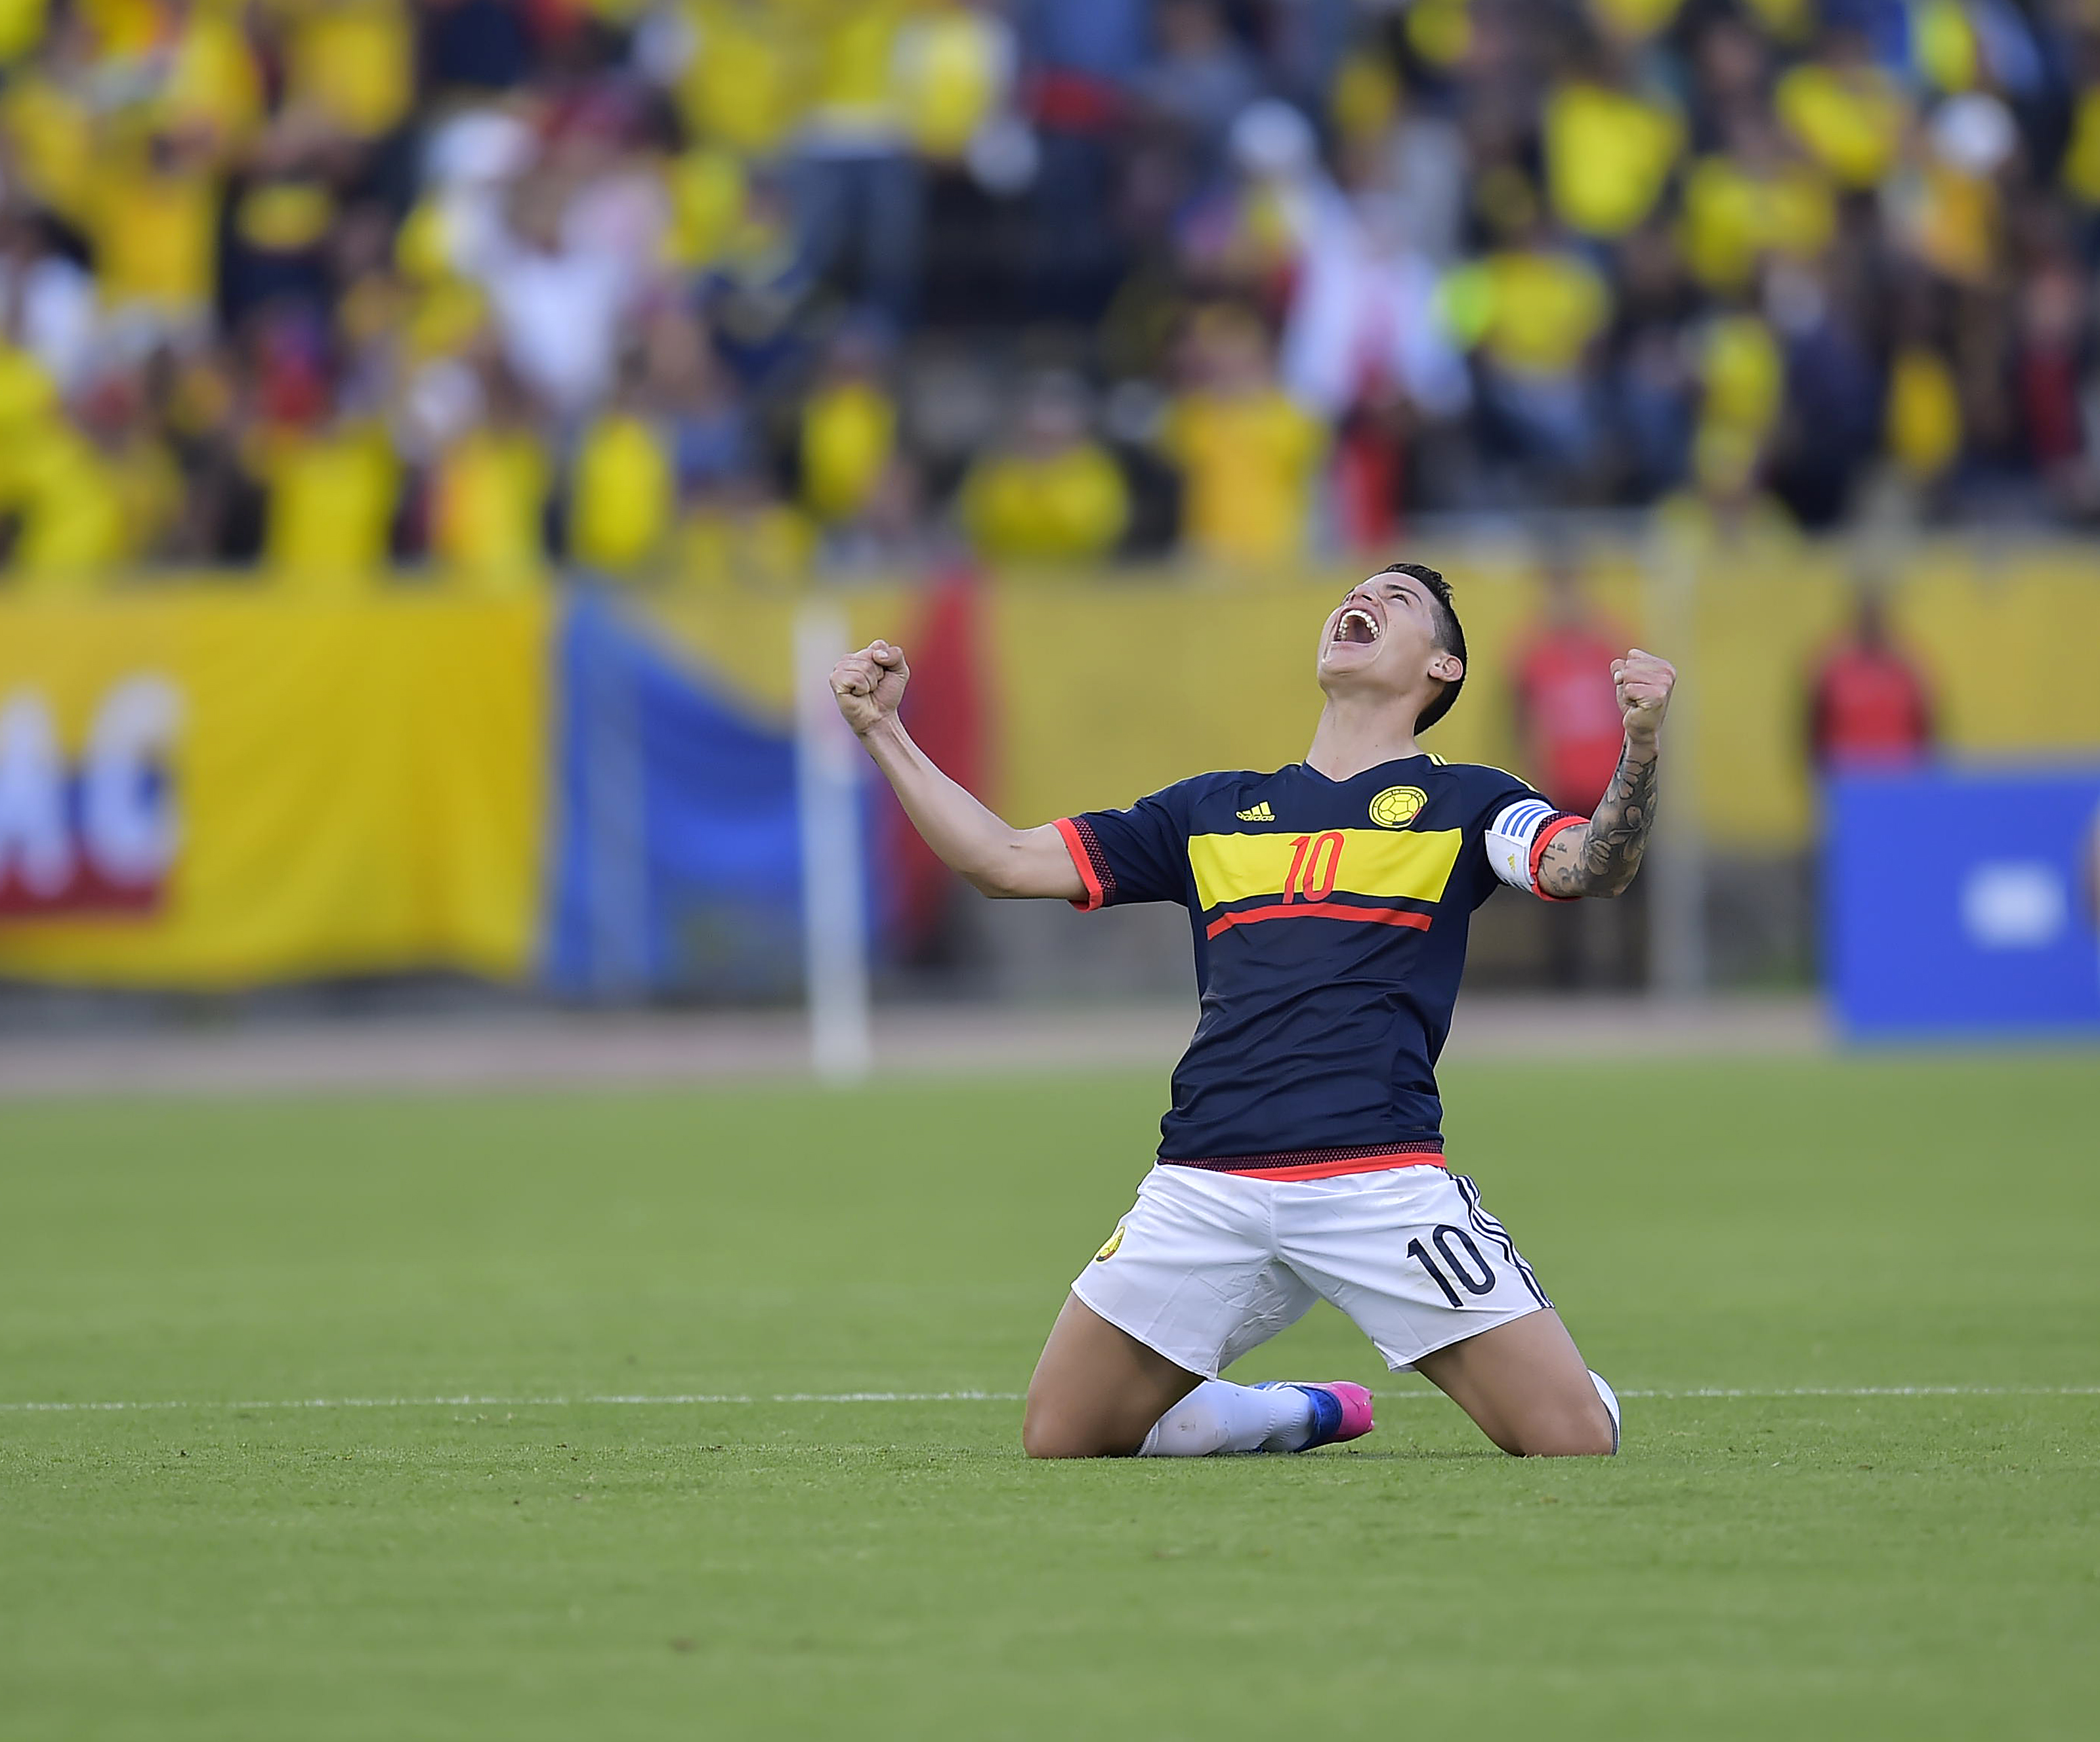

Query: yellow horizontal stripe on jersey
[1186,829,1464,912]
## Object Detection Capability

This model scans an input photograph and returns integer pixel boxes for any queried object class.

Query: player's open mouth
[1334,607,1380,645]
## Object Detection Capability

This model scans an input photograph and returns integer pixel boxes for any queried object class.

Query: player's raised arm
[829,640,1084,901]
[1536,648,1676,900]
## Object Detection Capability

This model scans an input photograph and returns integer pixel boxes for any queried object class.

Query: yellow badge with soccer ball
[1369,786,1427,829]
[1093,1224,1126,1262]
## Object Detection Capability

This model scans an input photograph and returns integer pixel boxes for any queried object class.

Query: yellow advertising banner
[644,550,2100,853]
[0,593,547,987]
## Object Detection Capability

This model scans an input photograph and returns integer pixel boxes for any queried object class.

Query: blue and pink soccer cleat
[1253,1380,1376,1451]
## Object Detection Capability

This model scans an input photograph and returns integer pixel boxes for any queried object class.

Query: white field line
[1,1385,2097,1414]
[0,1391,1022,1413]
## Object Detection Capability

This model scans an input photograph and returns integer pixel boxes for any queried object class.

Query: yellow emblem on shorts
[1369,785,1427,828]
[1093,1224,1126,1262]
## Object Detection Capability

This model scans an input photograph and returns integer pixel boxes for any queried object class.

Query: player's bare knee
[1019,1398,1058,1458]
[1020,1416,1077,1458]
[1020,1421,1119,1459]
[1021,1399,1122,1459]
[1471,1411,1589,1456]
[1541,1420,1618,1457]
[1497,1400,1618,1457]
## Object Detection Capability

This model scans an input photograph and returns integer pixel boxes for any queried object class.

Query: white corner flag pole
[1640,534,1706,996]
[793,599,874,1084]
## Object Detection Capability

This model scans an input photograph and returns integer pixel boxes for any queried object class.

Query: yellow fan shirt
[959,444,1129,564]
[663,146,751,270]
[161,4,266,148]
[278,0,414,140]
[0,0,47,64]
[1445,251,1612,381]
[7,427,179,587]
[1544,83,1683,238]
[1776,64,1908,190]
[1885,349,1961,480]
[433,428,553,591]
[89,151,219,315]
[1,71,96,219]
[0,343,58,465]
[679,1,808,157]
[1913,0,1979,92]
[570,412,676,575]
[1160,390,1325,564]
[78,0,160,56]
[800,379,897,522]
[2065,89,2100,205]
[896,5,1003,159]
[1404,0,1470,69]
[1906,163,1997,285]
[1740,0,1813,43]
[1679,154,1835,291]
[1700,314,1783,438]
[257,421,401,589]
[806,0,905,133]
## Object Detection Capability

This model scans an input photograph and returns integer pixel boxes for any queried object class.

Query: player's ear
[1428,651,1464,683]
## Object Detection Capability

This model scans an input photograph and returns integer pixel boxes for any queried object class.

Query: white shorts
[1069,1162,1551,1379]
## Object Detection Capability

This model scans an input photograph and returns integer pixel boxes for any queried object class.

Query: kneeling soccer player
[830,562,1675,1459]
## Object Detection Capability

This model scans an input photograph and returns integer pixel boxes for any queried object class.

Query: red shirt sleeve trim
[1530,813,1587,902]
[1053,816,1106,911]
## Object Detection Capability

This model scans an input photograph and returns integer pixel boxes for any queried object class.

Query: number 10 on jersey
[1282,832,1345,903]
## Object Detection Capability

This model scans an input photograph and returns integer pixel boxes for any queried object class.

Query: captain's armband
[1486,799,1586,902]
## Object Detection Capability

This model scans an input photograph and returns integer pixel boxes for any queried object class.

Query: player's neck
[1304,695,1422,781]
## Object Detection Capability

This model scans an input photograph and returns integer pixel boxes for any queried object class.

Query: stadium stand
[1,0,2097,590]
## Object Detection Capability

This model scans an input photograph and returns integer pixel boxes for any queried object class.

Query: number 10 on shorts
[1406,1224,1498,1307]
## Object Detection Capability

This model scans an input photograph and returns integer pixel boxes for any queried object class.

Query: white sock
[1136,1380,1317,1456]
[1589,1370,1621,1454]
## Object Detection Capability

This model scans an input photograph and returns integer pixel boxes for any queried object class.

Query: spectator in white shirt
[451,174,639,422]
[0,209,97,398]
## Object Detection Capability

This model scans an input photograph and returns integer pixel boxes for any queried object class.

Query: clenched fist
[830,639,910,736]
[1611,648,1676,743]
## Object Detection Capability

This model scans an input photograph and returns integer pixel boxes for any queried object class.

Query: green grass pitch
[2,1054,2095,1740]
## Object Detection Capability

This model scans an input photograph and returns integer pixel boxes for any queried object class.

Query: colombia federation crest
[1368,785,1427,828]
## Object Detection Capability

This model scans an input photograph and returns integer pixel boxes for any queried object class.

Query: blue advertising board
[1825,765,2100,1038]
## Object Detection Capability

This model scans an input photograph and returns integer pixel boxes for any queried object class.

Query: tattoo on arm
[1538,741,1659,899]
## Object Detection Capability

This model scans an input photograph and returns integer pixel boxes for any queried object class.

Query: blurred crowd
[3,0,2100,593]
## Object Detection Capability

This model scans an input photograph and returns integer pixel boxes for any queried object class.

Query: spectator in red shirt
[1513,559,1633,815]
[1511,557,1643,987]
[1808,590,1935,772]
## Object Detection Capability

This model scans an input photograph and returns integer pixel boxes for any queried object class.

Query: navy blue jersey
[1055,755,1582,1176]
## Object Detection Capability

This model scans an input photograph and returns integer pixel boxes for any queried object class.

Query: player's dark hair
[1379,561,1466,733]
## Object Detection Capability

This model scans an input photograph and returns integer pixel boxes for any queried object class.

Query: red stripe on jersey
[1529,813,1587,903]
[1198,1152,1449,1181]
[1053,816,1106,912]
[1204,901,1433,941]
[1165,1139,1444,1172]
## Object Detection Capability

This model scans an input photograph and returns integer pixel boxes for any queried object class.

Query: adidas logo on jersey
[1236,802,1275,822]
